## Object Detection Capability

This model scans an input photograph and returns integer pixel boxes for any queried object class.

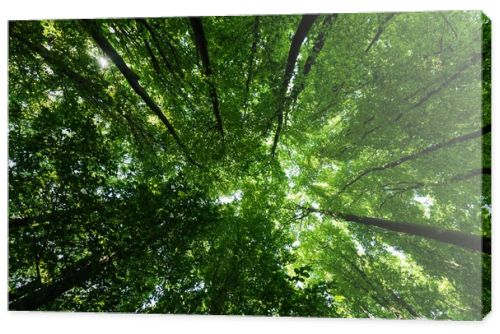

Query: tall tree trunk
[243,17,260,114]
[189,17,224,140]
[9,254,114,310]
[271,15,319,157]
[81,21,202,168]
[289,15,337,106]
[308,208,490,254]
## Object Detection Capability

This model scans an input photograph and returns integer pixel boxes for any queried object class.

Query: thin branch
[365,13,396,53]
[393,53,481,122]
[361,52,482,140]
[339,125,490,193]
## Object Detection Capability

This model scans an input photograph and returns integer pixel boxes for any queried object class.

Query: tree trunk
[189,17,224,140]
[243,17,260,113]
[308,208,490,254]
[289,15,337,105]
[9,254,114,310]
[81,21,202,168]
[271,15,319,157]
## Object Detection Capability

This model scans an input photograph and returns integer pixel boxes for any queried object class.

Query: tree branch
[81,21,202,168]
[189,17,224,140]
[243,17,260,114]
[271,14,319,157]
[339,124,490,193]
[308,207,490,254]
[289,15,337,106]
[365,13,396,53]
[9,254,114,310]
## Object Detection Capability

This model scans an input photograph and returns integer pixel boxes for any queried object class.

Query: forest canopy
[8,11,490,319]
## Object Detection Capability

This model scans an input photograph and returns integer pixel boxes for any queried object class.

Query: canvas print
[8,11,490,319]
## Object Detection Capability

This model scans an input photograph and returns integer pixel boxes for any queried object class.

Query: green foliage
[8,11,489,319]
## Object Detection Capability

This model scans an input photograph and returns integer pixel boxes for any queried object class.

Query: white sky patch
[324,291,333,307]
[140,284,165,311]
[385,245,407,260]
[43,64,54,75]
[186,281,205,293]
[180,31,191,47]
[98,56,109,69]
[482,204,492,215]
[286,61,300,95]
[322,162,340,172]
[122,155,132,165]
[117,155,134,180]
[217,190,243,205]
[308,201,324,222]
[285,165,301,179]
[61,128,75,138]
[413,193,434,218]
[353,239,366,256]
[47,90,63,102]
[285,165,301,189]
[312,213,323,222]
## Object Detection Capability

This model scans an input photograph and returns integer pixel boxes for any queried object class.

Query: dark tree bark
[271,15,319,157]
[339,124,490,193]
[289,15,337,106]
[9,254,114,310]
[451,167,490,181]
[365,14,396,53]
[481,167,491,175]
[189,17,224,140]
[243,17,260,113]
[8,204,103,230]
[81,21,202,168]
[309,208,490,254]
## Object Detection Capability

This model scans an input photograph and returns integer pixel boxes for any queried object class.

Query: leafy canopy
[8,12,490,319]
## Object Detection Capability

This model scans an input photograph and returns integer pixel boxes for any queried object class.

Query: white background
[0,0,498,333]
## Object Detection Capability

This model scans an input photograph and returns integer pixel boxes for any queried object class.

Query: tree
[8,12,490,319]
